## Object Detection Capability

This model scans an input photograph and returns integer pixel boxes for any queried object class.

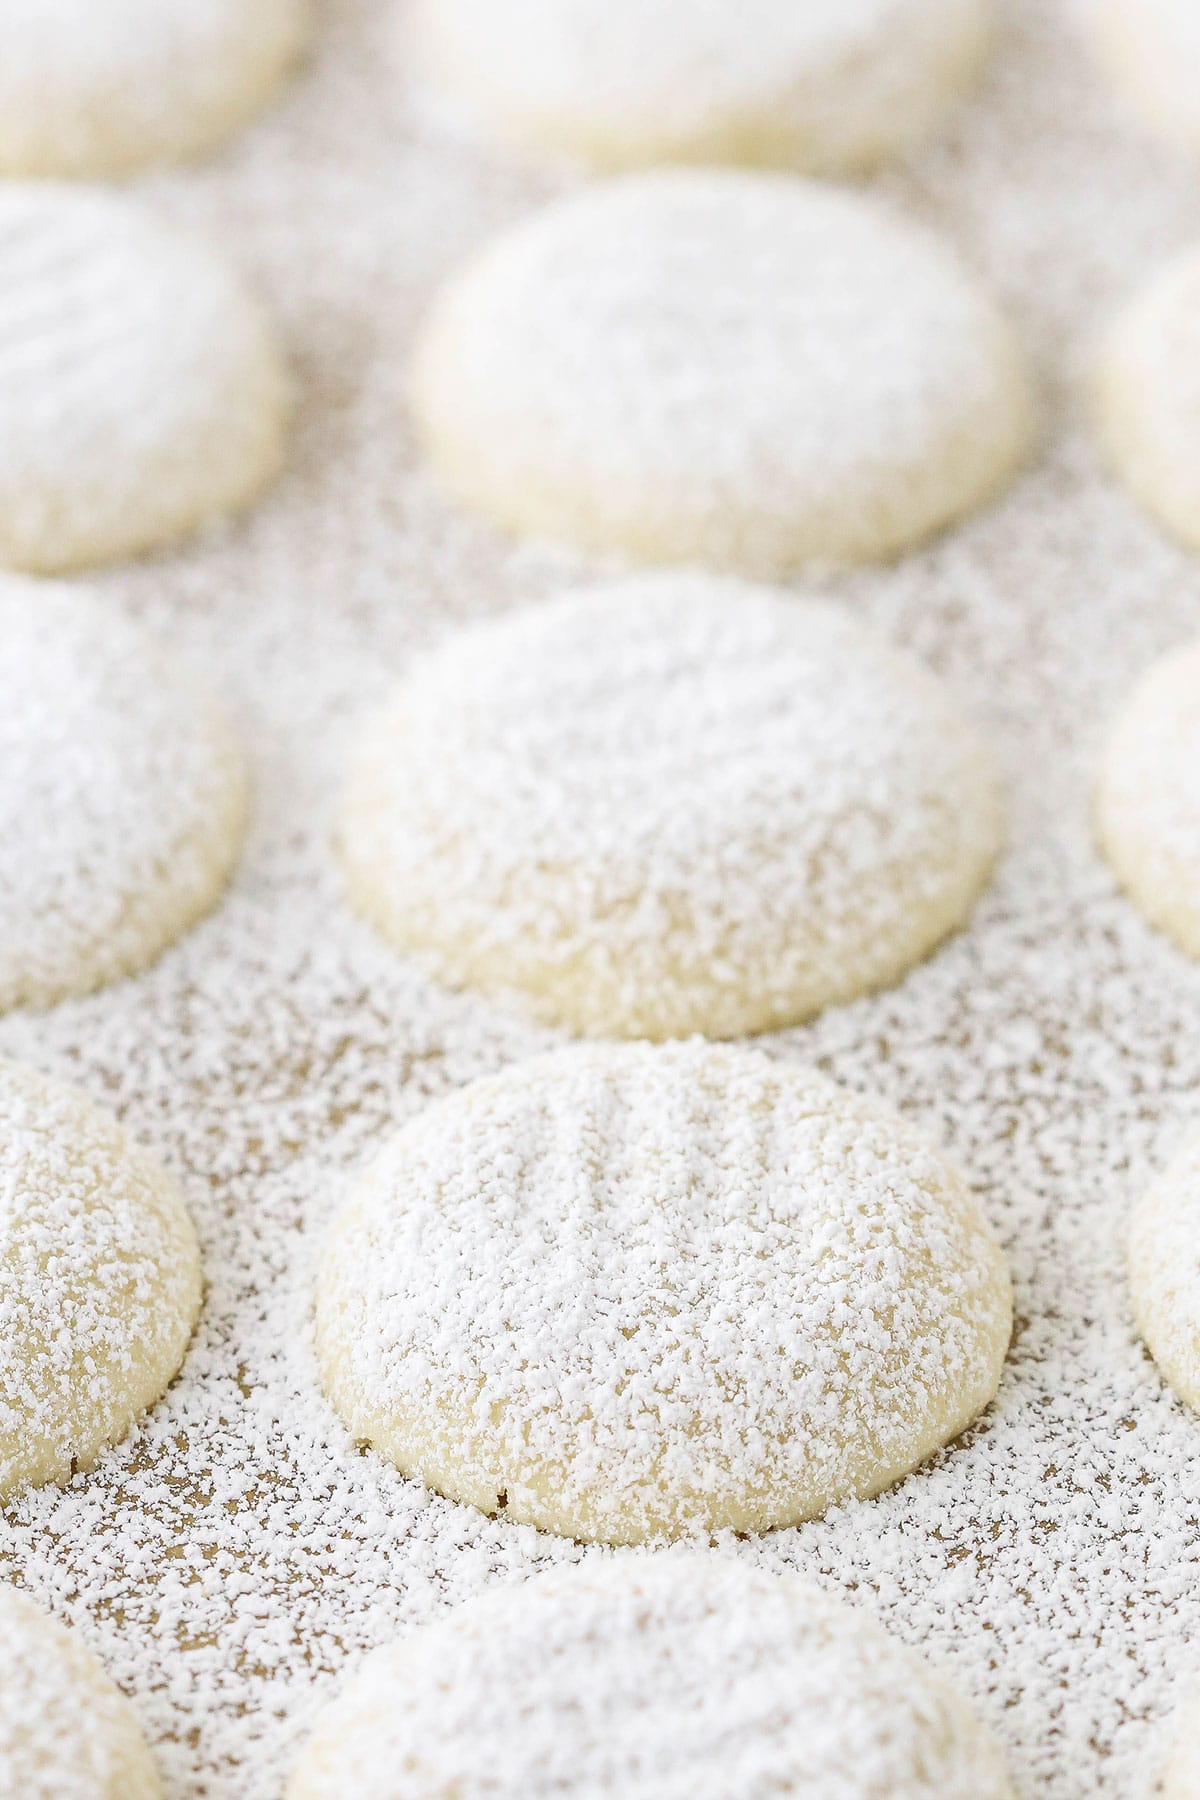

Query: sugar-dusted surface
[2,0,1200,1795]
[287,1557,1017,1798]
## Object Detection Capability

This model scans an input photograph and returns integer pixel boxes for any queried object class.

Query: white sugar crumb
[0,578,247,1006]
[315,1042,1010,1541]
[2,0,1200,1796]
[288,1557,1016,1799]
[342,575,1002,1038]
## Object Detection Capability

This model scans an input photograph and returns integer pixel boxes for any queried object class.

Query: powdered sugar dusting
[315,1042,1010,1542]
[0,577,247,1006]
[3,0,1200,1795]
[0,185,289,571]
[0,1584,161,1800]
[409,170,1031,571]
[288,1556,1017,1798]
[0,1057,202,1499]
[342,577,1002,1038]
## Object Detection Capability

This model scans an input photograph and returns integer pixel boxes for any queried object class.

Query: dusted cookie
[1091,0,1200,155]
[287,1559,1017,1800]
[409,171,1032,574]
[1096,251,1200,554]
[410,0,992,177]
[0,1058,202,1501]
[342,576,1002,1040]
[0,185,289,572]
[0,0,311,178]
[1129,1134,1200,1414]
[315,1042,1012,1543]
[0,579,247,1009]
[0,1587,162,1799]
[1095,639,1200,958]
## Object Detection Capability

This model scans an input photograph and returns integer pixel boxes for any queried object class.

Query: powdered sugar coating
[0,1058,202,1501]
[1128,1135,1200,1416]
[1091,0,1200,155]
[0,184,289,572]
[315,1042,1012,1543]
[287,1556,1017,1799]
[1095,249,1200,555]
[410,0,993,177]
[1095,639,1200,959]
[409,171,1033,574]
[1164,1697,1200,1798]
[0,0,311,178]
[3,2,1200,1793]
[342,575,1003,1039]
[0,578,248,1009]
[0,1585,161,1799]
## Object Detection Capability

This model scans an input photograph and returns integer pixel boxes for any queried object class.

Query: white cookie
[0,1587,161,1799]
[0,185,289,573]
[342,576,1003,1040]
[1096,249,1200,553]
[410,171,1032,574]
[1129,1134,1200,1415]
[410,0,992,177]
[0,0,311,178]
[1095,639,1200,958]
[1091,0,1200,154]
[287,1558,1017,1800]
[315,1042,1012,1543]
[0,579,248,1010]
[0,1058,202,1501]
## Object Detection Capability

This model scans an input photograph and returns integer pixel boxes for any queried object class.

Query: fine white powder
[2,0,1200,1796]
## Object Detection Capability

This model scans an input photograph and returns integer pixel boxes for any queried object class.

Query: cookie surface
[0,0,311,178]
[315,1041,1012,1543]
[342,576,1002,1040]
[409,171,1031,574]
[1129,1134,1200,1415]
[0,1586,162,1799]
[411,0,992,176]
[0,580,247,1010]
[1092,0,1200,154]
[287,1558,1017,1799]
[0,185,289,573]
[1096,250,1200,552]
[0,1058,202,1501]
[1095,639,1200,958]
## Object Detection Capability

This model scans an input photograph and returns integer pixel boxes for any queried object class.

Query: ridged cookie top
[342,576,1003,1038]
[288,1558,1017,1799]
[315,1042,1012,1542]
[0,579,247,1009]
[0,185,288,571]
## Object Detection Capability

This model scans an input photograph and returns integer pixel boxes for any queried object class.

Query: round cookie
[1095,639,1200,957]
[1096,251,1200,553]
[0,0,311,179]
[0,579,248,1010]
[1091,0,1200,155]
[288,1558,1017,1800]
[341,576,1003,1040]
[0,1058,202,1501]
[0,184,289,573]
[410,0,993,177]
[0,1586,162,1799]
[408,171,1032,574]
[1129,1134,1200,1413]
[315,1041,1012,1543]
